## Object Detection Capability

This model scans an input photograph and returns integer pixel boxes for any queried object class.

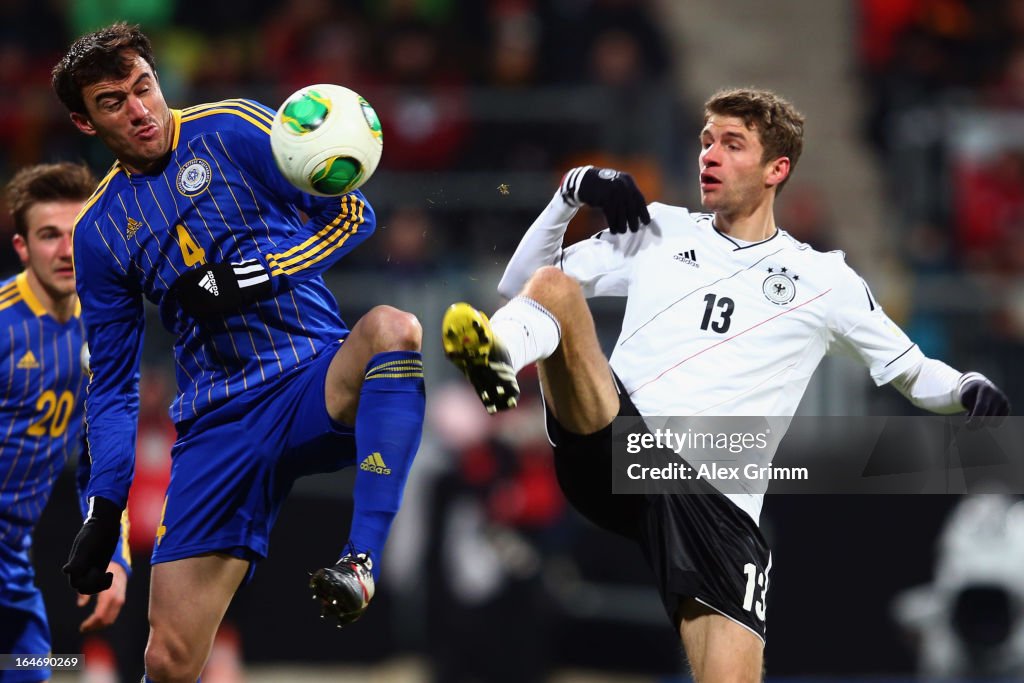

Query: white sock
[490,296,561,374]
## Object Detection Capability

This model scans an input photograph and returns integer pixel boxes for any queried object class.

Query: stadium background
[2,0,1023,680]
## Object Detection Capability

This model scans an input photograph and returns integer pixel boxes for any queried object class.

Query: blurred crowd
[861,0,1024,269]
[857,0,1024,386]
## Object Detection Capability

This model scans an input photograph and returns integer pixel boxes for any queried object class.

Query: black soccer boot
[310,552,375,628]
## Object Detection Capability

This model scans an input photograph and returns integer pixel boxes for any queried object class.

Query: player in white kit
[442,88,1009,682]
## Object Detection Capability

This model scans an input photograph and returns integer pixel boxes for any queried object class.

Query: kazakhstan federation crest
[176,158,212,196]
[762,267,797,305]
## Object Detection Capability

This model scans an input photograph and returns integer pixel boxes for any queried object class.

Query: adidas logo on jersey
[126,217,143,239]
[198,271,220,297]
[359,452,391,475]
[17,351,39,369]
[674,249,699,267]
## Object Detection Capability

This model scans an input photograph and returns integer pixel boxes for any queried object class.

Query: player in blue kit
[1,162,130,683]
[52,23,426,683]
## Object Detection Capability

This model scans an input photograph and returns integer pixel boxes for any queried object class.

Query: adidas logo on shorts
[359,452,391,475]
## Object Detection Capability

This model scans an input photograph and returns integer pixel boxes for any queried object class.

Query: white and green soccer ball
[270,84,383,196]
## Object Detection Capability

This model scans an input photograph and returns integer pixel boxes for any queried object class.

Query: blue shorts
[0,541,51,683]
[151,340,356,575]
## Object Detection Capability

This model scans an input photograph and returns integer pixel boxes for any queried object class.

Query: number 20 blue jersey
[0,272,129,572]
[0,273,86,553]
[73,99,376,508]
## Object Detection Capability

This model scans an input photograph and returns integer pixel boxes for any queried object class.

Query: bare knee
[145,628,204,683]
[358,305,422,353]
[522,266,582,310]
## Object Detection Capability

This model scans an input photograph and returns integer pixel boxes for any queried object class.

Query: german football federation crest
[762,266,797,305]
[176,158,212,196]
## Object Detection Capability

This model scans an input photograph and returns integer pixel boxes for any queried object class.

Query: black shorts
[545,374,772,642]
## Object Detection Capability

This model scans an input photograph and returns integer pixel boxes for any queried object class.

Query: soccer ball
[270,84,383,196]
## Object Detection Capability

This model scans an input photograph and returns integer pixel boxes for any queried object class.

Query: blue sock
[348,350,425,580]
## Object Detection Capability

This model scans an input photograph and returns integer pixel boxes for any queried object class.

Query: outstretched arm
[498,166,651,299]
[497,190,576,299]
[889,358,1010,421]
[826,257,1010,421]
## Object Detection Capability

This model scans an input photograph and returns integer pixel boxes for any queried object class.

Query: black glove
[959,373,1010,425]
[560,165,651,234]
[169,259,272,317]
[63,496,122,594]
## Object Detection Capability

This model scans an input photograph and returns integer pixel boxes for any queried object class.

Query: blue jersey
[0,273,129,571]
[73,99,376,508]
[0,273,85,553]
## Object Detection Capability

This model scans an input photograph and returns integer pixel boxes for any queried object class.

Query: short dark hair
[5,163,97,237]
[704,88,805,193]
[52,22,156,115]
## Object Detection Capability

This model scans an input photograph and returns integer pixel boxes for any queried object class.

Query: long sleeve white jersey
[502,195,938,523]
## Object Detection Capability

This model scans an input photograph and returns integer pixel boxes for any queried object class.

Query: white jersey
[554,203,925,522]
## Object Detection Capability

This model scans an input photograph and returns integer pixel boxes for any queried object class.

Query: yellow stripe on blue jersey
[182,100,274,135]
[183,100,274,127]
[265,194,368,276]
[14,271,47,317]
[170,108,182,150]
[0,281,21,312]
[72,98,377,505]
